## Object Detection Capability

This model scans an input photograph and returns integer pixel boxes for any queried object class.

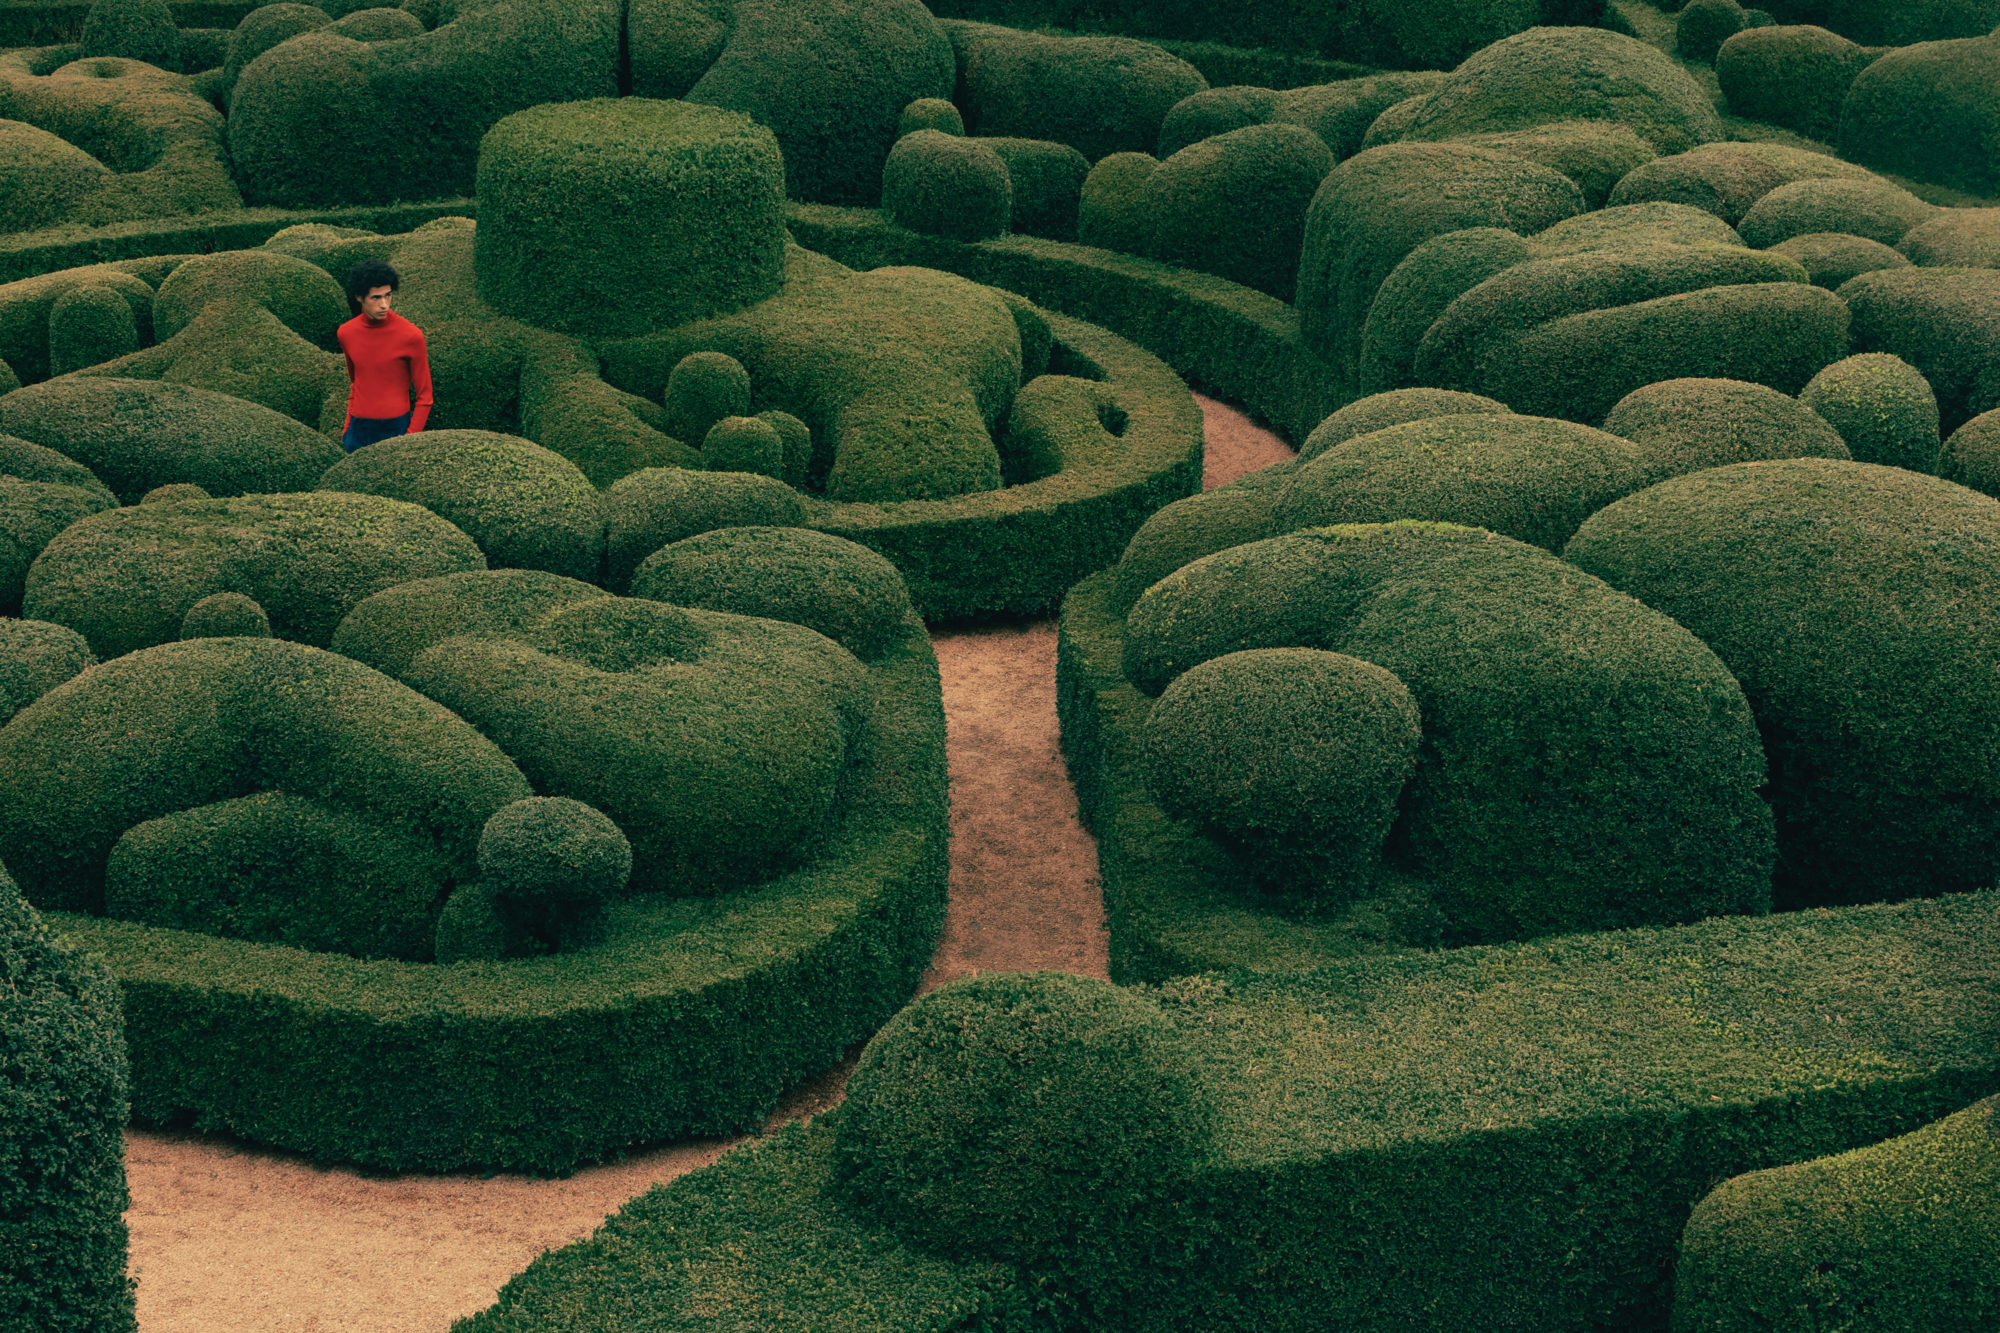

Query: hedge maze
[0,0,1997,1327]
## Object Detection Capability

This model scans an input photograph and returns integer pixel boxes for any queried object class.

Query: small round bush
[1142,122,1334,302]
[757,409,812,488]
[702,416,784,479]
[1603,377,1852,479]
[326,5,421,40]
[1715,24,1874,140]
[476,99,788,339]
[601,466,807,591]
[1155,85,1279,158]
[80,0,180,67]
[1677,0,1746,62]
[140,483,211,504]
[631,526,912,660]
[1737,178,1937,249]
[1143,647,1421,895]
[897,97,961,138]
[1300,388,1511,462]
[0,864,135,1333]
[983,137,1090,242]
[836,970,1214,1311]
[882,130,1011,241]
[1898,209,2000,268]
[477,796,630,955]
[0,121,111,233]
[0,618,94,728]
[48,284,140,377]
[663,351,752,449]
[1943,410,2000,495]
[1800,353,1941,472]
[224,3,330,86]
[1767,231,1909,289]
[1076,150,1157,254]
[179,591,273,639]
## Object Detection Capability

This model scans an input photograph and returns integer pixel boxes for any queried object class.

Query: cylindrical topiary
[80,0,180,68]
[475,99,788,339]
[1143,122,1335,301]
[0,862,136,1333]
[47,283,141,377]
[477,796,631,952]
[1799,353,1941,472]
[1141,647,1421,895]
[1077,150,1157,254]
[881,130,1012,241]
[179,591,273,639]
[897,97,962,138]
[835,970,1215,1318]
[663,350,751,448]
[1676,0,1746,62]
[702,416,784,478]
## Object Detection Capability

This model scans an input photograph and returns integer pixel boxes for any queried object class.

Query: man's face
[362,285,393,322]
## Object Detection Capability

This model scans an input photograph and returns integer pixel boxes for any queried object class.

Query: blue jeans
[342,412,412,453]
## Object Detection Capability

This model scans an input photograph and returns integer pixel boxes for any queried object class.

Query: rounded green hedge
[0,615,93,727]
[0,863,134,1333]
[882,130,1013,242]
[601,465,807,592]
[315,429,604,581]
[1142,646,1420,897]
[1566,458,2000,906]
[1799,352,1941,471]
[1838,33,2000,197]
[475,99,788,340]
[1767,231,1909,289]
[1715,24,1874,140]
[1602,377,1851,477]
[1736,177,1937,250]
[1141,121,1333,302]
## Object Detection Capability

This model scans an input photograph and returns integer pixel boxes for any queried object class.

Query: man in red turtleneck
[338,258,433,453]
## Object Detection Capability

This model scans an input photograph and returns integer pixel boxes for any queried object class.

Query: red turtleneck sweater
[339,309,433,432]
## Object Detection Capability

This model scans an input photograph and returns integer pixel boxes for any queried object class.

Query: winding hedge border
[44,609,948,1175]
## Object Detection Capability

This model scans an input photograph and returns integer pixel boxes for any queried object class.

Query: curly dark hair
[344,258,400,313]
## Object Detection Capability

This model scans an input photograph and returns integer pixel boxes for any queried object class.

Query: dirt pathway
[120,395,1293,1333]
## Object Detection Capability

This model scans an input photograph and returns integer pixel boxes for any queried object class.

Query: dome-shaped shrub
[1602,377,1851,478]
[80,0,179,68]
[48,284,140,377]
[0,617,93,728]
[1715,24,1874,140]
[882,130,1012,241]
[1076,150,1157,253]
[1799,353,1941,471]
[178,590,273,639]
[1736,178,1937,249]
[1142,122,1334,301]
[1767,231,1909,289]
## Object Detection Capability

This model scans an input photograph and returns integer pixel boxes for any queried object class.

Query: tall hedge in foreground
[0,864,134,1333]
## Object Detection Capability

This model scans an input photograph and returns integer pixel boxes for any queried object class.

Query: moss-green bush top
[23,489,485,658]
[1123,522,1774,943]
[687,0,955,204]
[1715,24,1874,140]
[1602,377,1852,478]
[0,635,530,913]
[0,864,134,1333]
[601,465,806,592]
[1567,458,2000,906]
[0,119,112,233]
[475,99,788,340]
[1673,1095,2000,1332]
[1605,140,1877,225]
[1839,266,2000,431]
[0,616,92,727]
[1396,27,1724,154]
[80,0,179,68]
[631,525,912,661]
[1837,33,2000,196]
[1898,208,2000,268]
[316,429,603,581]
[957,28,1208,162]
[1141,121,1334,302]
[1799,352,1941,472]
[1737,177,1938,250]
[881,131,1012,242]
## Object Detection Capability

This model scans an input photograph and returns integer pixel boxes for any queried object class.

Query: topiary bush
[47,284,140,377]
[1567,458,2000,906]
[956,28,1209,162]
[79,0,180,69]
[1673,1095,2000,1332]
[1839,266,2000,431]
[1676,0,1746,62]
[1736,177,1937,249]
[475,99,788,340]
[0,616,93,728]
[0,862,134,1333]
[1799,352,1941,472]
[178,590,272,638]
[1076,150,1158,253]
[1141,121,1334,301]
[1715,24,1874,140]
[983,136,1089,242]
[881,130,1013,241]
[315,429,604,581]
[631,525,913,660]
[1603,377,1851,478]
[701,415,784,478]
[601,465,806,591]
[0,120,112,233]
[1605,140,1876,226]
[1837,33,2000,196]
[1767,231,1909,289]
[1142,647,1420,896]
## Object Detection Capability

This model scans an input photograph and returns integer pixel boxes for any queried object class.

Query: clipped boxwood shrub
[881,130,1013,241]
[80,0,179,67]
[0,863,134,1333]
[1674,1096,2000,1332]
[1603,376,1851,477]
[1715,24,1874,140]
[0,615,93,727]
[475,99,788,340]
[1837,33,2000,197]
[1567,458,2000,906]
[1799,352,1941,471]
[316,429,604,581]
[1736,177,1937,249]
[1605,140,1876,226]
[1840,266,2000,431]
[1767,230,1909,289]
[957,29,1208,162]
[601,465,807,592]
[982,136,1089,242]
[1141,121,1333,301]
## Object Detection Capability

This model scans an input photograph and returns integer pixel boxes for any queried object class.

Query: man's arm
[406,327,433,432]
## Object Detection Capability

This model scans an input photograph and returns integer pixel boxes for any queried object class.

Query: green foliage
[662,350,750,448]
[1674,1096,2000,1332]
[1076,150,1156,253]
[0,615,92,727]
[1398,27,1724,153]
[1124,523,1774,944]
[835,971,1215,1321]
[1898,207,2000,268]
[1736,178,1937,249]
[178,589,271,637]
[701,415,783,478]
[0,475,113,616]
[1605,140,1876,225]
[957,28,1208,162]
[1942,408,2000,495]
[1838,33,2000,196]
[687,0,955,205]
[1840,266,2000,431]
[47,283,138,375]
[1767,230,1909,289]
[1715,24,1873,140]
[1276,413,1652,551]
[315,429,604,581]
[102,790,449,960]
[983,137,1089,243]
[631,525,913,661]
[223,3,329,86]
[22,488,485,658]
[0,118,110,232]
[477,795,629,952]
[881,130,1013,241]
[601,465,806,592]
[1676,0,1744,61]
[1142,122,1333,301]
[79,0,179,68]
[897,97,962,138]
[0,864,134,1333]
[1567,458,2000,906]
[0,377,342,504]
[1799,352,1941,472]
[1143,647,1419,896]
[1603,376,1851,478]
[475,99,787,341]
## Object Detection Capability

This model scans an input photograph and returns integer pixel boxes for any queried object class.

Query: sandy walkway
[120,395,1292,1332]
